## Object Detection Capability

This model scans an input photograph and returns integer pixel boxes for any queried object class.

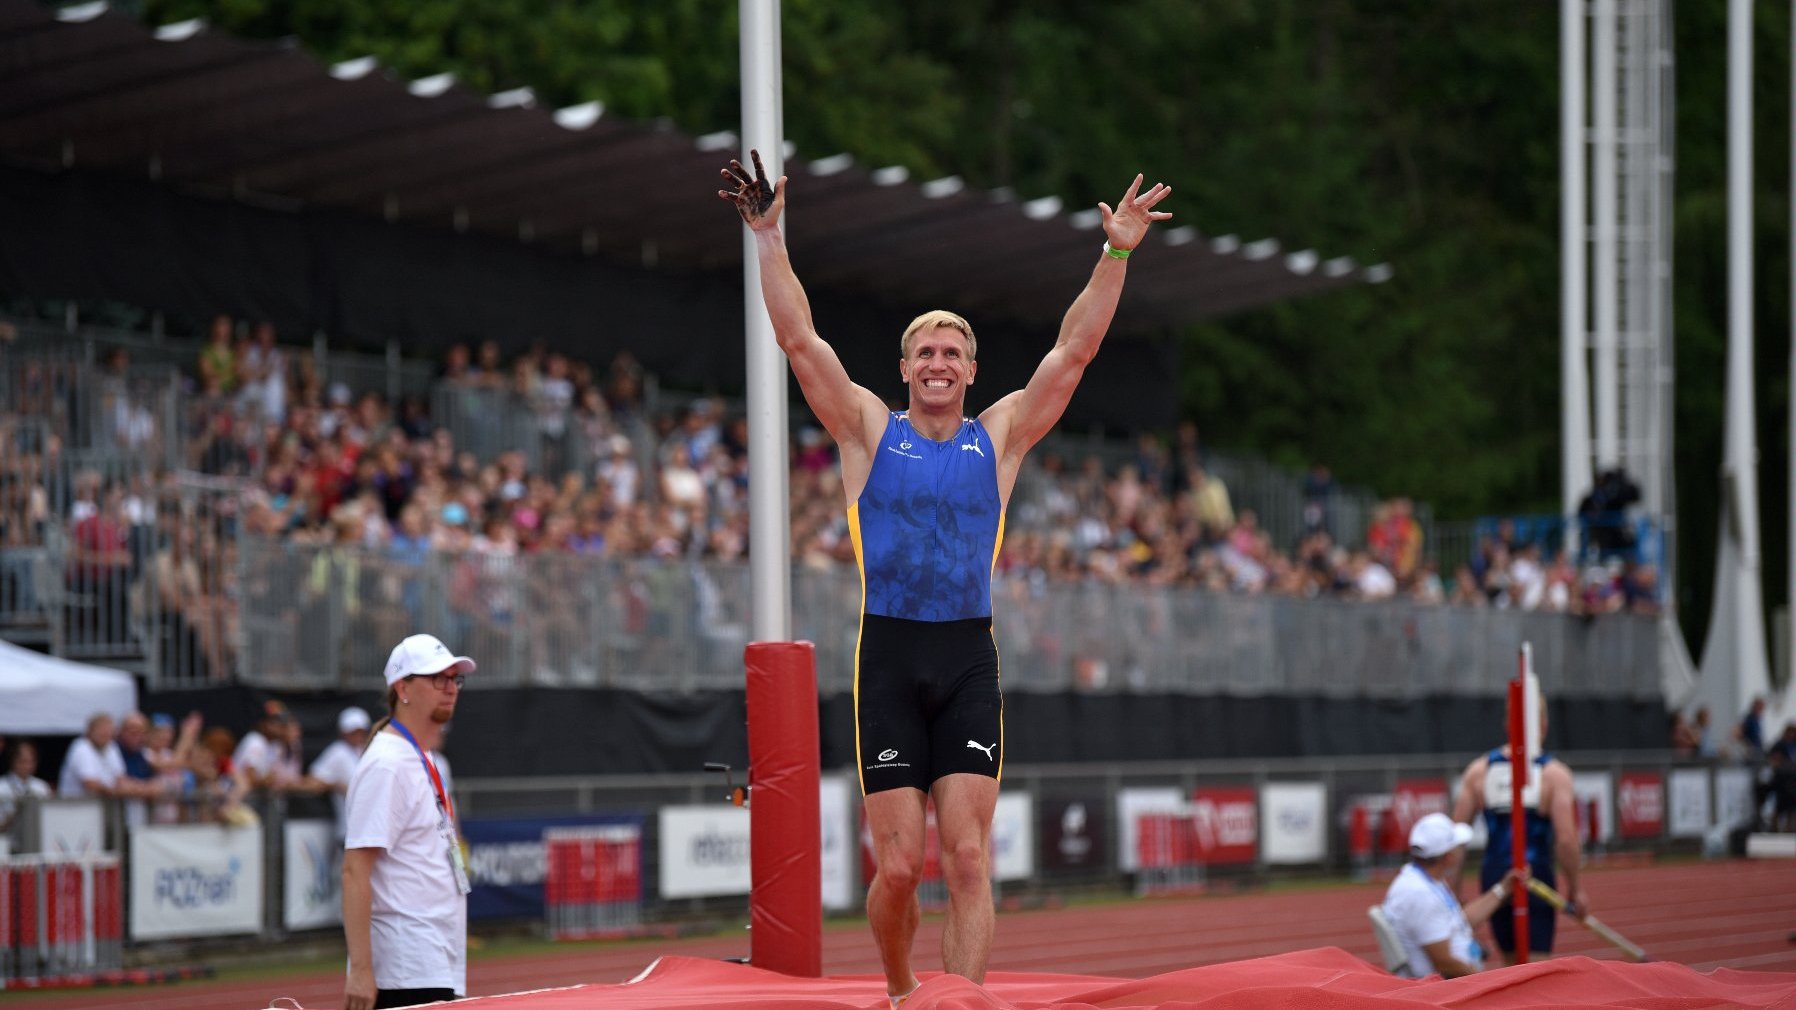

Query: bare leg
[864,787,928,999]
[931,772,999,983]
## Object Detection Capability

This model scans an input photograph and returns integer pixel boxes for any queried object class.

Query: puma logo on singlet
[960,439,984,458]
[966,740,996,760]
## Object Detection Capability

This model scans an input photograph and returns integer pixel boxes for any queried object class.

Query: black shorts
[855,613,1003,795]
[1482,860,1557,954]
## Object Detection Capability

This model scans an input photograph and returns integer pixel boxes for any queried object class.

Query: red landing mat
[419,947,1796,1010]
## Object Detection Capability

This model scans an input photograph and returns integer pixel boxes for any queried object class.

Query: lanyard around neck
[389,721,454,824]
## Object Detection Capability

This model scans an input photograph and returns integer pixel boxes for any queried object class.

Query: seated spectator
[1381,813,1518,979]
[0,740,53,834]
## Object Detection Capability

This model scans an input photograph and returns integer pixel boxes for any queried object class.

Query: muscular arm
[1545,761,1586,912]
[342,847,379,1010]
[723,153,885,463]
[983,175,1171,461]
[1451,757,1487,824]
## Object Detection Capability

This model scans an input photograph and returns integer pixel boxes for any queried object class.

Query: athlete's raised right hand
[718,148,785,231]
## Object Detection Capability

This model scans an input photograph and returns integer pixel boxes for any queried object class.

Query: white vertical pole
[1592,0,1620,469]
[1563,0,1593,549]
[1700,0,1772,731]
[740,0,791,642]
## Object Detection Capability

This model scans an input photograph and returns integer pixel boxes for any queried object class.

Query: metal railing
[222,542,1659,699]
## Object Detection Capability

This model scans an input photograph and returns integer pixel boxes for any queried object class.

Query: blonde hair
[900,310,976,360]
[365,686,401,750]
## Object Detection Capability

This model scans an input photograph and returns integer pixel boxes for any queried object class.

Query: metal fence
[224,542,1660,699]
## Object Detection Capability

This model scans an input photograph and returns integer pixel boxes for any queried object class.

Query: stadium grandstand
[0,2,1790,1009]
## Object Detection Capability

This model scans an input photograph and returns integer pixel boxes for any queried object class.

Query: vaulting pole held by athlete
[1523,877,1649,961]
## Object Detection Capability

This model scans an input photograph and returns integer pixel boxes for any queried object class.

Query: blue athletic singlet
[1481,748,1559,953]
[848,413,1004,622]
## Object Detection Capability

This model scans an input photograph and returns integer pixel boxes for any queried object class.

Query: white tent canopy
[0,639,137,735]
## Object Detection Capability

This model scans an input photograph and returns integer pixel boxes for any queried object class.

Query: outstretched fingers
[1118,173,1144,205]
[1136,183,1172,210]
[723,160,755,189]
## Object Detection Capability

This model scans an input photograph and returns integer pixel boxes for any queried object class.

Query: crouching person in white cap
[1380,812,1520,979]
[342,634,476,1010]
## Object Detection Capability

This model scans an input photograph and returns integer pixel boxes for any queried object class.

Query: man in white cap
[305,706,371,841]
[342,634,475,1010]
[1380,812,1519,979]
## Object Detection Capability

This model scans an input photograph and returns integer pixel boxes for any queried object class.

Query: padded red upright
[745,640,822,978]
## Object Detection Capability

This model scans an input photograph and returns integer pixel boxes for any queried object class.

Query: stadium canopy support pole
[740,0,821,978]
[1561,0,1591,552]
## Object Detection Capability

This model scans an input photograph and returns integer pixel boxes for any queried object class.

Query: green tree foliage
[138,0,1792,637]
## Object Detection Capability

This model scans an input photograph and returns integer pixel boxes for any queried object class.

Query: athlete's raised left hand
[1099,175,1173,252]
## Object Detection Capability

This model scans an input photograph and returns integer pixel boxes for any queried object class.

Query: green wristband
[1102,240,1132,260]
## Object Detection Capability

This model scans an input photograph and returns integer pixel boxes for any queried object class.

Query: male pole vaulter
[720,151,1171,1008]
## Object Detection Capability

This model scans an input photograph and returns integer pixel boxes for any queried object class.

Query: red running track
[10,859,1794,1010]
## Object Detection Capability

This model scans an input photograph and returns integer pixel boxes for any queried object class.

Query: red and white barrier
[1133,809,1205,895]
[3,856,123,989]
[543,825,643,941]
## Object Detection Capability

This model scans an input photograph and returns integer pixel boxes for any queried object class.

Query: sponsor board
[1571,771,1614,843]
[991,792,1034,881]
[820,776,853,911]
[283,819,341,930]
[1190,787,1257,866]
[1115,788,1184,872]
[1260,782,1326,864]
[1666,769,1712,838]
[462,814,644,920]
[39,799,105,858]
[1714,767,1755,830]
[1040,797,1107,876]
[659,804,751,899]
[130,823,263,940]
[1616,772,1664,838]
[1390,778,1451,843]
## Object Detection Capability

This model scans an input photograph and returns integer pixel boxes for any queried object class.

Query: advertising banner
[1040,796,1108,877]
[1115,787,1184,872]
[1260,782,1326,865]
[283,819,341,931]
[129,823,263,940]
[1571,771,1614,843]
[659,804,751,899]
[1390,778,1451,843]
[462,814,644,920]
[1616,772,1664,839]
[1714,767,1755,830]
[820,776,854,911]
[991,792,1034,882]
[38,800,105,858]
[1190,787,1257,866]
[1666,769,1712,839]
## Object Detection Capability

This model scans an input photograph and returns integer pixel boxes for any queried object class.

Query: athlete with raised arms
[721,151,1171,1006]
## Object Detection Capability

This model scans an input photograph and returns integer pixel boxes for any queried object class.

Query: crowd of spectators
[1,699,412,835]
[0,317,1662,685]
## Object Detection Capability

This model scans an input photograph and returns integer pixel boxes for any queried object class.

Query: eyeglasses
[411,672,466,691]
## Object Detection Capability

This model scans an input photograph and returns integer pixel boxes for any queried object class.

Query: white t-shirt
[1382,862,1480,978]
[57,738,125,798]
[344,731,466,995]
[0,773,52,826]
[236,730,303,786]
[309,739,363,837]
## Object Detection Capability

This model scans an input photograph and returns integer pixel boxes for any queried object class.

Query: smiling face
[900,322,977,413]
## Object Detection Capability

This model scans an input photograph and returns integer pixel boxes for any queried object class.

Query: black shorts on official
[855,613,1003,795]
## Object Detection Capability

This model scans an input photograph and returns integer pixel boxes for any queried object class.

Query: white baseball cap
[337,706,371,733]
[1408,812,1475,859]
[382,634,476,687]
